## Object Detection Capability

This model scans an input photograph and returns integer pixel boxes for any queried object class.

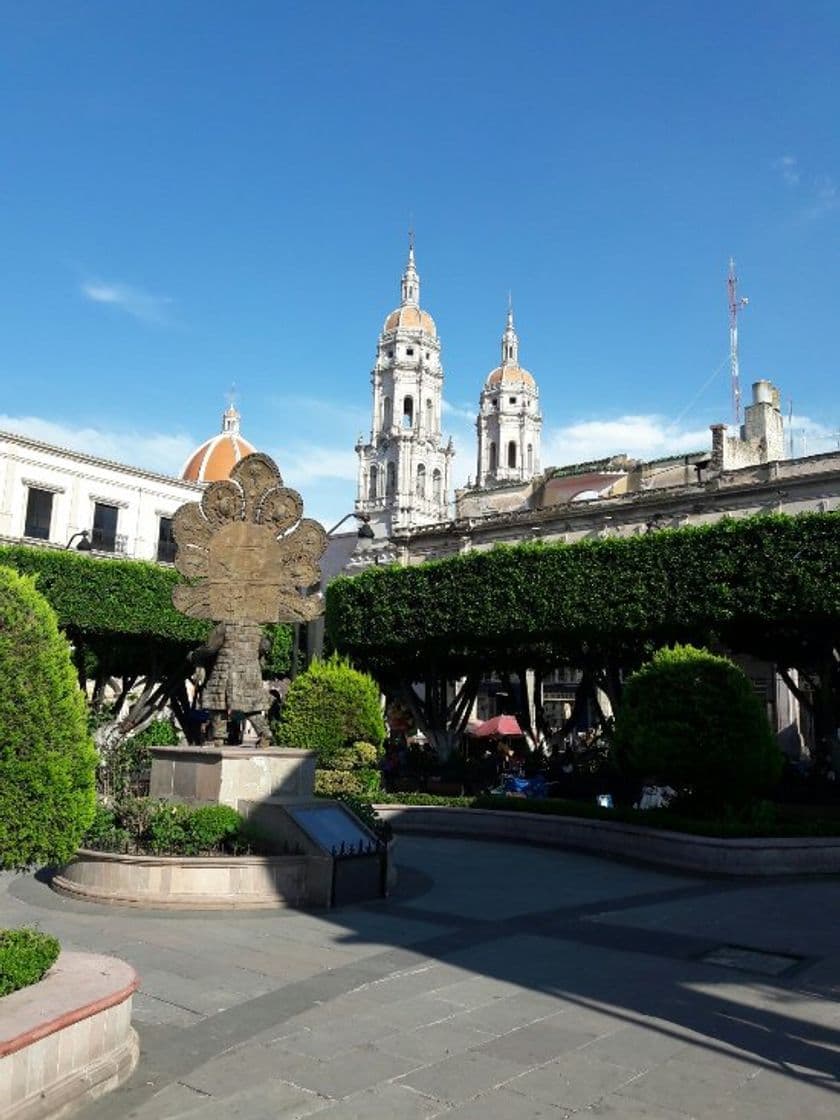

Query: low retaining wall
[375,805,840,876]
[0,951,138,1120]
[52,849,330,909]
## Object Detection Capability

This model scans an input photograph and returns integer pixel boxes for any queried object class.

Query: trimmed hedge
[326,513,840,674]
[276,656,385,766]
[0,928,61,997]
[0,567,97,869]
[613,645,782,806]
[0,544,205,643]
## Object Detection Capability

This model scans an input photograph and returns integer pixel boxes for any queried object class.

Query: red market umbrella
[471,714,524,739]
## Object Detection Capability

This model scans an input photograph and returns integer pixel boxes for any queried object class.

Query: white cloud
[276,443,359,486]
[80,278,174,325]
[804,175,839,221]
[787,413,840,457]
[542,415,711,467]
[773,156,839,222]
[774,154,800,186]
[442,398,477,424]
[0,414,197,476]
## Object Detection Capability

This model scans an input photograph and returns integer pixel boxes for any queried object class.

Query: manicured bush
[276,656,385,766]
[612,645,783,807]
[82,798,255,856]
[314,769,381,797]
[0,928,61,997]
[0,567,97,869]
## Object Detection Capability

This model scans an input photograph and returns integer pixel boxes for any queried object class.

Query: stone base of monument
[53,745,391,910]
[148,744,317,807]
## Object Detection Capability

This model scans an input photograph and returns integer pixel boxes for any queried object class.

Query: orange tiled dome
[485,365,536,389]
[181,407,256,482]
[383,305,437,336]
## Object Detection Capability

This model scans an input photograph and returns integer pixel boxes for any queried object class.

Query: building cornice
[0,431,204,491]
[395,453,840,543]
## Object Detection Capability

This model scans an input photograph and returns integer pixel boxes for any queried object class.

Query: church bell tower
[355,241,454,536]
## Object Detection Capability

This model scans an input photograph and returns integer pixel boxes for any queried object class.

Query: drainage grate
[700,945,804,976]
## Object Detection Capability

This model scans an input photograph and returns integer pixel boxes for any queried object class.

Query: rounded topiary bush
[0,928,61,996]
[275,655,385,767]
[612,644,782,807]
[0,567,96,869]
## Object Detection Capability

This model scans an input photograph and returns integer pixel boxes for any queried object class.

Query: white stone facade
[0,431,201,562]
[476,308,542,487]
[355,245,454,536]
[712,380,786,471]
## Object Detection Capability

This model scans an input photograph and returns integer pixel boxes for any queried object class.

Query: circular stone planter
[52,849,319,910]
[375,805,840,876]
[0,951,138,1120]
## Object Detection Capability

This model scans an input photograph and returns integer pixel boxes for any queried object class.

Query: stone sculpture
[172,453,326,746]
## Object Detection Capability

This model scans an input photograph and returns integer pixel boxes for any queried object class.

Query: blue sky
[2,1,839,526]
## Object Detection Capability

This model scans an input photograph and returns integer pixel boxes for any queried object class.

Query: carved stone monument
[171,452,326,746]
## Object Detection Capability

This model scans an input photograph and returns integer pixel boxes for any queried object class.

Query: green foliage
[611,645,783,806]
[146,803,242,856]
[0,544,207,645]
[331,741,382,771]
[326,513,840,678]
[0,567,97,870]
[0,928,61,997]
[82,798,256,856]
[263,624,294,678]
[314,769,381,797]
[132,719,180,747]
[276,655,386,766]
[98,718,180,803]
[82,804,131,853]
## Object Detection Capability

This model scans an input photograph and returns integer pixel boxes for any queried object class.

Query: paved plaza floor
[2,836,839,1119]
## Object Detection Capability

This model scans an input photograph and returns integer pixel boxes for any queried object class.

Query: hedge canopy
[0,544,206,644]
[326,512,840,678]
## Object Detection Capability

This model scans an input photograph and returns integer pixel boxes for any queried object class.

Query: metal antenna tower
[727,258,748,426]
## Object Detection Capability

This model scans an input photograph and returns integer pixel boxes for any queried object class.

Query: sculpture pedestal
[149,745,316,810]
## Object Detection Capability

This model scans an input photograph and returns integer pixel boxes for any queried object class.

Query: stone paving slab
[1,836,839,1120]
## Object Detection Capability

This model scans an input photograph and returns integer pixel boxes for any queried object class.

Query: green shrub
[0,567,96,869]
[131,719,179,747]
[0,928,61,996]
[82,798,254,856]
[276,656,385,766]
[146,802,245,856]
[612,645,782,807]
[186,805,243,852]
[314,769,381,797]
[82,804,131,853]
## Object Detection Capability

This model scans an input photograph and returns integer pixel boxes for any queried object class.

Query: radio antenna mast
[728,258,748,426]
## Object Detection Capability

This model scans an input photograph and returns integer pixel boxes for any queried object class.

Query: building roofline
[0,430,204,490]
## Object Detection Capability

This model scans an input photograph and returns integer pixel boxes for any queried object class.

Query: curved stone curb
[0,951,138,1120]
[374,804,840,876]
[52,849,316,909]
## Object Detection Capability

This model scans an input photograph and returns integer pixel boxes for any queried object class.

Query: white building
[355,243,454,536]
[476,306,542,487]
[0,405,256,562]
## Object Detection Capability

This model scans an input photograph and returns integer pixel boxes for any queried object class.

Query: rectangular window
[92,502,119,552]
[157,516,177,563]
[24,488,54,540]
